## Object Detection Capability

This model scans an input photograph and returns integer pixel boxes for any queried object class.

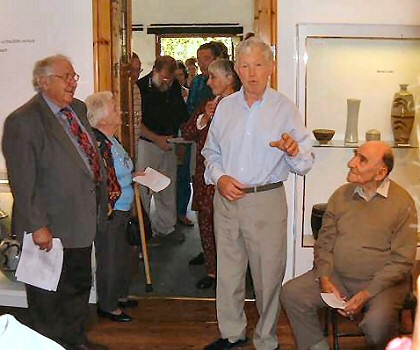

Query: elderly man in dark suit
[2,55,108,350]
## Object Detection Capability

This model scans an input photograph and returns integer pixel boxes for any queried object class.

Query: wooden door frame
[93,0,277,152]
[254,0,278,89]
[93,0,133,155]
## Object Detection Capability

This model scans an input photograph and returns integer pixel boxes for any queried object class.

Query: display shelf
[312,140,419,148]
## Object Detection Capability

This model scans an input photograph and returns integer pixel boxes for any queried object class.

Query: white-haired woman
[86,91,137,322]
[181,59,241,290]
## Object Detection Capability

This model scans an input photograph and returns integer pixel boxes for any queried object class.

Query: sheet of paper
[320,293,346,309]
[133,167,171,193]
[166,137,193,144]
[15,233,63,292]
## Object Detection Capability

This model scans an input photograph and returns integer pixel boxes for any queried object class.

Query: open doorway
[158,35,241,64]
[129,0,277,299]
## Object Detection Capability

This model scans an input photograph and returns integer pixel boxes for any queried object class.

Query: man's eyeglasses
[51,73,80,83]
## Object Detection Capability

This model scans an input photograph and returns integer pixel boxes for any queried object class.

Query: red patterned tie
[61,107,102,183]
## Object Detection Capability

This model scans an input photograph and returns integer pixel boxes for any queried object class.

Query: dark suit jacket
[2,93,107,248]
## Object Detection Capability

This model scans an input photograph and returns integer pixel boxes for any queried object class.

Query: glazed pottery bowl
[313,129,335,144]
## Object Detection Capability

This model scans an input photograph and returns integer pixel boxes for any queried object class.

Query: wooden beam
[92,0,112,92]
[254,0,278,89]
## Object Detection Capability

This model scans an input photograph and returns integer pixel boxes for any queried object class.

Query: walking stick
[134,183,153,292]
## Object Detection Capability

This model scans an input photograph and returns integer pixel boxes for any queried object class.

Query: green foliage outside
[160,36,240,70]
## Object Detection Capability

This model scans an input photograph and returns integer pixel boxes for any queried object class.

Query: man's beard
[152,72,172,92]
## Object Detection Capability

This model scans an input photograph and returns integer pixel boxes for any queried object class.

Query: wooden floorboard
[0,298,413,349]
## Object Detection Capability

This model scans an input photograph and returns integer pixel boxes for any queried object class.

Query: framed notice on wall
[0,0,95,171]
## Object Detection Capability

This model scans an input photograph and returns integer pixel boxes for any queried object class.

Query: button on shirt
[202,87,314,186]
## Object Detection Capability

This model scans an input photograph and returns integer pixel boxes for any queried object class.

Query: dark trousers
[95,210,131,312]
[26,246,92,347]
[176,144,192,217]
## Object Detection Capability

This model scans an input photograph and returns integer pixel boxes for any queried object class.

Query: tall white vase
[345,98,361,144]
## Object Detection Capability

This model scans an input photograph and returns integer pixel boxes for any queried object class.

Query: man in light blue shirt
[202,37,314,350]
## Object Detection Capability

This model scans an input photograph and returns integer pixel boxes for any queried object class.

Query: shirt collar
[42,93,62,115]
[41,93,73,117]
[238,86,270,109]
[353,177,391,201]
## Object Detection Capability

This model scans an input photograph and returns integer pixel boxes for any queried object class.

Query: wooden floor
[1,297,413,350]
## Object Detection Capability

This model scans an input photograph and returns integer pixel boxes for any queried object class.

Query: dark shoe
[178,216,194,226]
[204,337,248,350]
[71,340,109,350]
[118,299,139,308]
[97,308,132,322]
[189,252,205,265]
[165,230,186,243]
[196,275,215,289]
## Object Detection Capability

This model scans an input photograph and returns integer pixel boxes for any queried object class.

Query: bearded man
[136,55,189,239]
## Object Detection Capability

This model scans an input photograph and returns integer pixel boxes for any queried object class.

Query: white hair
[32,54,71,92]
[235,37,273,63]
[85,91,114,128]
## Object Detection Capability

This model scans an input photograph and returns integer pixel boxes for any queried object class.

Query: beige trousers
[214,186,288,350]
[136,139,177,235]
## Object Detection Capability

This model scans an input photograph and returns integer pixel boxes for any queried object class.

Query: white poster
[0,0,95,170]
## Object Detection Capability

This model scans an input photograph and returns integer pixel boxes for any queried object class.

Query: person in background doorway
[185,42,221,265]
[186,42,221,115]
[174,60,193,227]
[136,55,189,240]
[185,57,198,88]
[182,59,241,290]
[175,60,189,102]
[210,41,229,59]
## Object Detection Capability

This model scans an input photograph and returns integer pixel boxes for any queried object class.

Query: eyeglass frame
[50,73,80,83]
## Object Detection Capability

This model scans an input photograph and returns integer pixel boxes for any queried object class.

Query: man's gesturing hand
[217,175,246,201]
[269,133,299,157]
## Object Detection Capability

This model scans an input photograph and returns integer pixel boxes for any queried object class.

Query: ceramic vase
[391,84,415,145]
[345,98,361,144]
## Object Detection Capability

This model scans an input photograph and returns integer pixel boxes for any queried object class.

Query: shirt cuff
[207,168,225,186]
[196,114,206,130]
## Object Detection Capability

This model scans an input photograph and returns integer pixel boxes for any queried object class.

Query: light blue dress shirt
[202,87,314,187]
[111,137,134,211]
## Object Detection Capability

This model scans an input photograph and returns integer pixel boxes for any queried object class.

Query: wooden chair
[324,291,417,350]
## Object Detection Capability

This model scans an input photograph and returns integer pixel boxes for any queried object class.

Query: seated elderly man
[281,141,418,350]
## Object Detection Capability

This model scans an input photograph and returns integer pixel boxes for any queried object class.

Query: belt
[139,136,153,143]
[243,182,283,194]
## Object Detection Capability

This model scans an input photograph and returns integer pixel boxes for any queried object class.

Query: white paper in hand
[321,293,346,309]
[133,167,171,192]
[15,233,63,292]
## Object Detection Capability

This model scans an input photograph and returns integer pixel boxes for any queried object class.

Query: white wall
[278,0,420,99]
[0,0,95,170]
[277,0,420,278]
[0,0,95,235]
[132,0,254,73]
